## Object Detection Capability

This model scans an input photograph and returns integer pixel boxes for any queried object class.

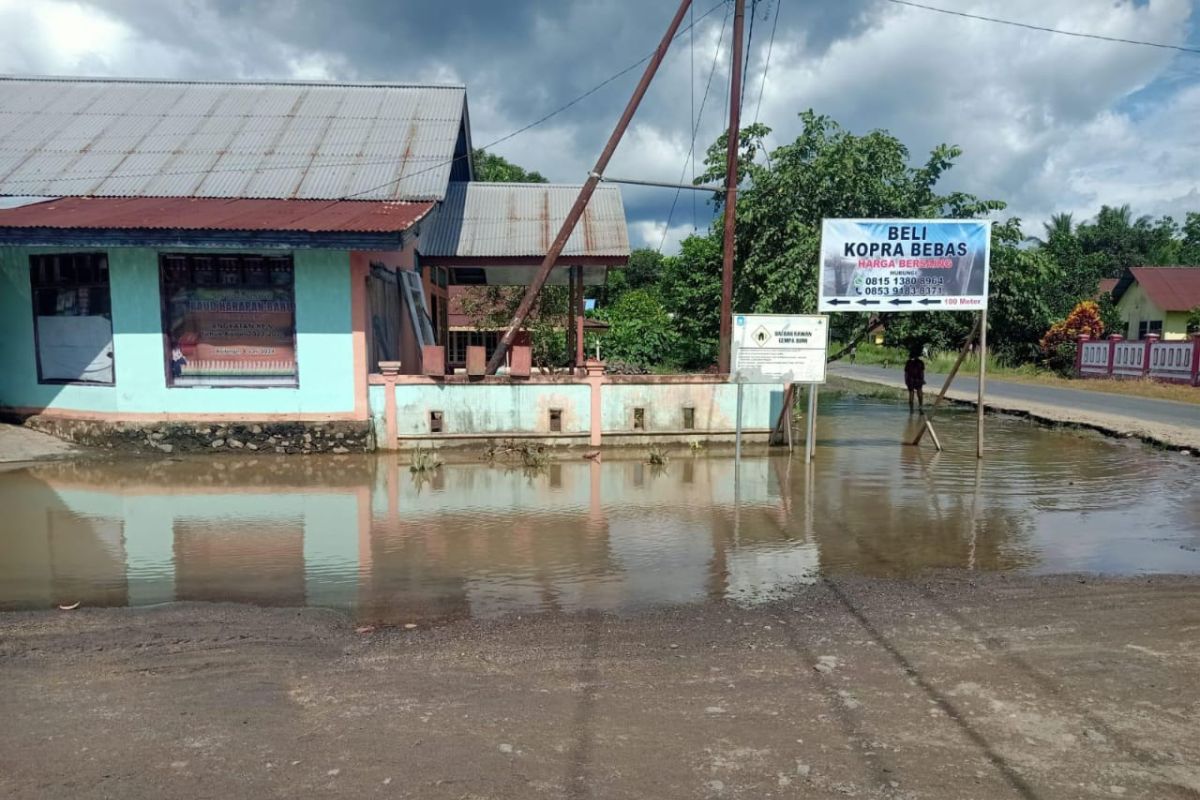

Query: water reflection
[0,397,1196,621]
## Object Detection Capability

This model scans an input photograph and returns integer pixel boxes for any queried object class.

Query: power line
[740,0,757,112]
[884,0,1200,55]
[658,1,732,253]
[344,0,731,200]
[753,0,782,125]
[690,0,696,231]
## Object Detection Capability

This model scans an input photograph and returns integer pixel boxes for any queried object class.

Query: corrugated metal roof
[422,182,630,258]
[0,196,434,233]
[0,76,467,201]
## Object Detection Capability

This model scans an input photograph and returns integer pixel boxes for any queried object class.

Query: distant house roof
[1112,267,1200,311]
[421,182,630,263]
[0,76,471,201]
[1096,278,1119,297]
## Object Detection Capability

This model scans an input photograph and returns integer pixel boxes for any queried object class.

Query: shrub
[1040,300,1106,371]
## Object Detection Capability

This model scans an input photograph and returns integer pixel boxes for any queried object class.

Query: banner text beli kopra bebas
[818,219,991,312]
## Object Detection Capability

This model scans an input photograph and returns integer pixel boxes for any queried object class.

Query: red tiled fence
[1076,334,1200,386]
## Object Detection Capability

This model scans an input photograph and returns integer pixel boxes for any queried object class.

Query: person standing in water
[904,349,926,413]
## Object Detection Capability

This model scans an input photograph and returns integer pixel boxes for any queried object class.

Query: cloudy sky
[1,0,1198,252]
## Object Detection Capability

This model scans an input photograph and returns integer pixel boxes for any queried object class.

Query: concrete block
[422,345,446,376]
[466,345,486,377]
[510,345,532,378]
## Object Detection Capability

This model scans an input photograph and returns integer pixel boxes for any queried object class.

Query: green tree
[656,112,1007,365]
[986,219,1065,364]
[697,112,1004,317]
[471,148,548,183]
[659,234,723,369]
[1180,212,1200,265]
[594,288,679,369]
[595,247,663,307]
[1074,204,1180,276]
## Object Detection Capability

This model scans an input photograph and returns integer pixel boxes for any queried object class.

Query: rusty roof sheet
[1114,267,1200,312]
[0,196,434,233]
[421,182,629,259]
[0,76,467,201]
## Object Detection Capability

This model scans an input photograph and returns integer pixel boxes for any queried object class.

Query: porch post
[567,265,578,370]
[574,265,585,372]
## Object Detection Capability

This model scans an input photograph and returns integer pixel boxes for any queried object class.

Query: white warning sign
[731,314,828,384]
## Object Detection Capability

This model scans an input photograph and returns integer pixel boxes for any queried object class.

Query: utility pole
[486,0,694,375]
[717,0,746,374]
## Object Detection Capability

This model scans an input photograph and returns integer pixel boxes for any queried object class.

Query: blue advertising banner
[817,219,991,312]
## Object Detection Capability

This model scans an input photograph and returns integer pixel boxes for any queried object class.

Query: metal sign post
[804,383,817,463]
[734,373,744,462]
[977,309,988,459]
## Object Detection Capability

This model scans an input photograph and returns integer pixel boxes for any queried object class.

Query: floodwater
[1,395,1197,622]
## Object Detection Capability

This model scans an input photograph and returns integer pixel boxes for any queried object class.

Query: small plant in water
[410,445,443,473]
[688,440,704,452]
[519,441,549,469]
[648,446,669,465]
[481,439,548,470]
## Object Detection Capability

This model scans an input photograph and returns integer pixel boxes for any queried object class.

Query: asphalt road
[831,363,1200,431]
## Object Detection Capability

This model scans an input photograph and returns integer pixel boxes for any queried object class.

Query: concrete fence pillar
[1192,334,1200,387]
[1075,333,1090,376]
[1143,333,1159,376]
[1106,334,1123,377]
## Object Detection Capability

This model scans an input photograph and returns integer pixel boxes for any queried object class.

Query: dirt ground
[2,574,1198,800]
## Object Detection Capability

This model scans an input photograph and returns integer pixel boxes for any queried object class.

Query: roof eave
[0,227,408,251]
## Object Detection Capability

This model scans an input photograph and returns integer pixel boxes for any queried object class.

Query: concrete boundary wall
[369,373,786,450]
[1076,333,1200,386]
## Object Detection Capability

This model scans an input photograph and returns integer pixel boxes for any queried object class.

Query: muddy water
[1,396,1196,621]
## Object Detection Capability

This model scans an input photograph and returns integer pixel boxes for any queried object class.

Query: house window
[449,331,468,365]
[633,407,646,430]
[160,253,297,387]
[1137,320,1163,340]
[29,253,114,385]
[682,407,696,430]
[549,408,563,432]
[448,330,502,367]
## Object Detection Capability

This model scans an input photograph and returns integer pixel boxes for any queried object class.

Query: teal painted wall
[602,382,775,431]
[370,381,780,439]
[393,383,592,435]
[0,246,356,415]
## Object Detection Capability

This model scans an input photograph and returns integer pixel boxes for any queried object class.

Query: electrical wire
[658,1,732,253]
[753,0,781,125]
[690,0,696,231]
[740,0,757,112]
[884,0,1200,55]
[344,0,731,201]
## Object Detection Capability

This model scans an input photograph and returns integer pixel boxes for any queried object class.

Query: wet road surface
[832,363,1200,430]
